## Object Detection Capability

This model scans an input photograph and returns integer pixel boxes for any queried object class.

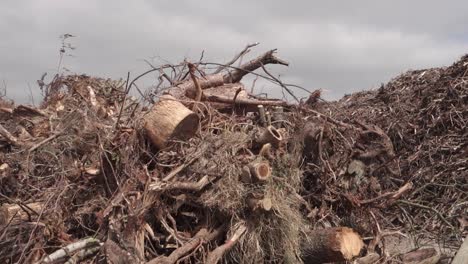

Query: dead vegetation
[0,47,466,264]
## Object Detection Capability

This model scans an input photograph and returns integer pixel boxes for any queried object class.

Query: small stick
[397,200,454,228]
[266,111,272,126]
[40,237,102,263]
[188,62,203,111]
[0,124,21,146]
[258,105,266,126]
[213,42,259,74]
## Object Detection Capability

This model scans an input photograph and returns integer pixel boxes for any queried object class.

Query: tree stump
[143,95,199,149]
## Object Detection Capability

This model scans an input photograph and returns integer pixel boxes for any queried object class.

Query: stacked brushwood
[0,47,466,264]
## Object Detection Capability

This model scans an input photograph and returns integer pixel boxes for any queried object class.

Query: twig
[397,200,454,228]
[360,182,413,204]
[147,227,224,264]
[150,175,210,192]
[188,62,203,111]
[28,133,60,152]
[0,124,21,146]
[114,71,131,129]
[222,49,289,83]
[213,42,259,74]
[260,63,300,103]
[205,95,288,106]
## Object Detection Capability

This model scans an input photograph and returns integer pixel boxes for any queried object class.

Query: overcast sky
[1,0,467,104]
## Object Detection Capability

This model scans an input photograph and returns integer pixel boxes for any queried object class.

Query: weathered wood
[452,237,468,264]
[401,247,440,264]
[301,227,364,263]
[0,202,43,226]
[143,95,199,149]
[167,74,224,99]
[355,253,380,264]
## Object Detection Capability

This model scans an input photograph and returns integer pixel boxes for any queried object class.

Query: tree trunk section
[143,95,199,149]
[248,161,271,182]
[301,227,364,263]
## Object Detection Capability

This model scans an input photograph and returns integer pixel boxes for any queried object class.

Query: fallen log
[301,227,364,263]
[0,202,43,226]
[143,95,199,149]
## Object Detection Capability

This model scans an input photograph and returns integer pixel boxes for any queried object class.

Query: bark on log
[167,74,225,99]
[452,237,468,264]
[301,227,364,263]
[400,247,440,264]
[256,126,283,148]
[143,95,199,149]
[0,202,43,226]
[248,161,271,182]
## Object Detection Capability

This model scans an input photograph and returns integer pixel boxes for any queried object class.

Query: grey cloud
[0,0,466,103]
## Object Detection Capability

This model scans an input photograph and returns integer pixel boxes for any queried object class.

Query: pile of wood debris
[0,47,466,264]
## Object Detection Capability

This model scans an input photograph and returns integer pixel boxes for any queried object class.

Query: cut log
[143,95,199,149]
[256,126,283,148]
[247,197,272,211]
[452,237,468,264]
[301,227,364,263]
[248,161,271,182]
[401,247,440,264]
[0,202,43,226]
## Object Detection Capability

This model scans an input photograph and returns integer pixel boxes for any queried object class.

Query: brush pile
[0,47,466,264]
